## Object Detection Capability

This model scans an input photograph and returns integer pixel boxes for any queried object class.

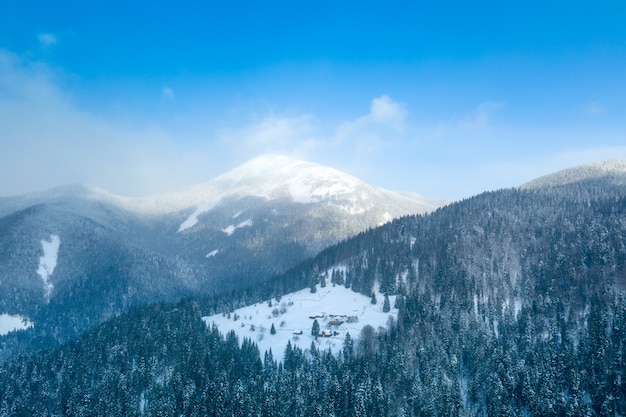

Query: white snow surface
[178,155,367,232]
[222,219,253,236]
[0,314,33,335]
[203,277,397,362]
[177,154,444,232]
[37,234,60,300]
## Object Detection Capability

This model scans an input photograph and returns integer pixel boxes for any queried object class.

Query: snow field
[0,314,33,336]
[203,280,397,362]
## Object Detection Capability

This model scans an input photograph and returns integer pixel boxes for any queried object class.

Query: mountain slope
[200,158,626,415]
[0,154,444,357]
[2,159,626,416]
[521,159,626,190]
[177,154,443,233]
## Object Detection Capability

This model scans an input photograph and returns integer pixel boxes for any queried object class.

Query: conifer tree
[343,332,354,362]
[311,319,320,339]
[383,294,391,313]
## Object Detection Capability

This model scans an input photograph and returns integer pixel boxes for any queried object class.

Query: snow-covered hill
[203,270,398,361]
[521,159,626,189]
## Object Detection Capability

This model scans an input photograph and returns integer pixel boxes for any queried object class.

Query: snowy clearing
[0,314,33,336]
[203,281,397,361]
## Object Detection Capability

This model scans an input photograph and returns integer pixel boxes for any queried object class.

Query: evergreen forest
[2,177,626,416]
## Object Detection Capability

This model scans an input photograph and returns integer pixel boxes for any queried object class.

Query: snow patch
[514,298,523,319]
[502,297,524,320]
[203,283,397,361]
[0,314,33,335]
[222,219,253,236]
[178,198,221,232]
[139,391,147,415]
[178,216,198,232]
[37,235,60,300]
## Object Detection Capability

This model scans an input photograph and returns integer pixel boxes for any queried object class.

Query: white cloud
[38,33,57,47]
[460,101,503,130]
[368,95,407,128]
[219,113,320,160]
[334,95,407,154]
[337,95,407,138]
[208,96,410,170]
[248,115,314,147]
[0,50,220,197]
[215,96,409,164]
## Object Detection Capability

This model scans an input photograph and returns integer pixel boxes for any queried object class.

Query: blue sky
[1,1,625,200]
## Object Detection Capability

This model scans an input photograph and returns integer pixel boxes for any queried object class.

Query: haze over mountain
[0,154,444,357]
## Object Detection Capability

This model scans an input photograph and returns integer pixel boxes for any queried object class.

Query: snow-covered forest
[2,168,626,415]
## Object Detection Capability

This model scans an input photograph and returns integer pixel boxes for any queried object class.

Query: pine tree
[270,323,276,335]
[336,270,344,285]
[310,275,317,293]
[311,319,320,339]
[383,294,391,313]
[343,332,354,362]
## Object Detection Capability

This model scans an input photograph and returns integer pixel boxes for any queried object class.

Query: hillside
[1,160,625,416]
[203,277,398,360]
[0,155,443,358]
[522,159,626,190]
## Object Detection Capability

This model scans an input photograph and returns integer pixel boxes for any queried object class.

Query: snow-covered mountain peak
[222,154,310,180]
[521,159,626,190]
[218,154,361,203]
[177,154,443,232]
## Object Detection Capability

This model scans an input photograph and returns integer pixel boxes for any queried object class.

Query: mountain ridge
[521,159,626,189]
[177,154,444,232]
[3,157,626,415]
[1,154,445,220]
[0,154,446,358]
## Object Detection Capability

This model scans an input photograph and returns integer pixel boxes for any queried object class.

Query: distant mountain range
[0,154,444,356]
[521,159,626,189]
